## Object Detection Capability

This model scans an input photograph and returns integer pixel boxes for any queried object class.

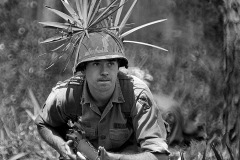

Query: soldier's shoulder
[53,75,85,90]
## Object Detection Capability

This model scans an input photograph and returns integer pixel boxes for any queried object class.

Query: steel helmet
[75,32,128,72]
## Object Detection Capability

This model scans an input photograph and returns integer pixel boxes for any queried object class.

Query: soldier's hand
[98,146,120,160]
[64,140,86,160]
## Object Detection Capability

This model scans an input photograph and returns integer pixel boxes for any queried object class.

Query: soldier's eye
[108,61,116,67]
[92,62,99,66]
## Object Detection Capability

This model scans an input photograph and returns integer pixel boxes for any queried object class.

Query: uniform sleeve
[131,88,169,154]
[35,88,68,127]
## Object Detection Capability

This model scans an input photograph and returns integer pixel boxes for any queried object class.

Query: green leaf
[123,40,168,51]
[88,0,102,24]
[40,35,68,44]
[51,43,66,51]
[119,0,138,33]
[39,22,83,31]
[114,0,125,27]
[90,0,119,27]
[82,0,88,28]
[121,19,167,38]
[45,6,74,23]
[61,0,83,27]
[75,0,84,21]
[87,0,97,22]
[74,33,85,71]
[90,3,124,28]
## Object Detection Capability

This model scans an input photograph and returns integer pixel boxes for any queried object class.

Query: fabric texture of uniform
[35,71,169,154]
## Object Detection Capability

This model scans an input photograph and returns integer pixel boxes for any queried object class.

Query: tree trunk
[223,0,240,159]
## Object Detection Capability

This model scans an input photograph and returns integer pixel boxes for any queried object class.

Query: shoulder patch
[68,75,85,85]
[52,75,85,90]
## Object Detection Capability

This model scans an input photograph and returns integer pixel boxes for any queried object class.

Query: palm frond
[40,35,68,44]
[121,19,167,38]
[61,0,83,27]
[89,0,119,27]
[39,22,83,31]
[88,0,102,25]
[75,0,83,21]
[114,0,126,27]
[73,33,85,69]
[51,44,66,52]
[87,0,97,22]
[123,40,168,51]
[119,0,138,33]
[82,0,88,28]
[45,6,74,23]
[90,3,125,28]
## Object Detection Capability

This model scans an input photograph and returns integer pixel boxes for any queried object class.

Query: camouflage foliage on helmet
[39,0,167,74]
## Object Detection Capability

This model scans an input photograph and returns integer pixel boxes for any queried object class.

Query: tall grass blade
[0,118,5,140]
[0,129,4,140]
[121,19,167,38]
[8,152,29,160]
[225,143,234,160]
[211,143,223,160]
[25,109,36,121]
[45,6,74,23]
[202,148,207,160]
[0,117,12,139]
[119,0,137,33]
[27,88,41,116]
[123,40,168,51]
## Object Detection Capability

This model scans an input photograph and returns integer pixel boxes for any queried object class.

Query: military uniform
[35,71,169,154]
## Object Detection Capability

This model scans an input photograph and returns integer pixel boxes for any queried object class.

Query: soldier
[35,1,169,160]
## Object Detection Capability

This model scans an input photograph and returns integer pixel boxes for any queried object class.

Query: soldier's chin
[97,83,112,91]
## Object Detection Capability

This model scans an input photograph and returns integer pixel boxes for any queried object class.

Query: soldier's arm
[106,151,168,160]
[36,119,70,158]
[35,88,76,159]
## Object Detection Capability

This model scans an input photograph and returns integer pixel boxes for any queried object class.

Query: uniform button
[100,135,106,140]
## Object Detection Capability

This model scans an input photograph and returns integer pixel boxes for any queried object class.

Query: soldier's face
[84,59,119,92]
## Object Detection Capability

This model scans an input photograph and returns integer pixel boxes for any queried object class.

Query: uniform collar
[81,77,125,104]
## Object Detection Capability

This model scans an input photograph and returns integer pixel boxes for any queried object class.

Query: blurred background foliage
[0,0,239,159]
